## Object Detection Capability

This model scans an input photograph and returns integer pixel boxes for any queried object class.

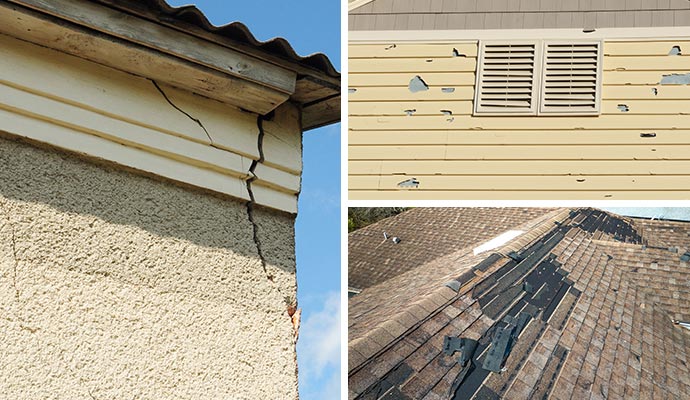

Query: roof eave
[2,0,340,129]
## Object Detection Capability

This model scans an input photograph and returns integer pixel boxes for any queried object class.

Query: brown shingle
[350,208,690,399]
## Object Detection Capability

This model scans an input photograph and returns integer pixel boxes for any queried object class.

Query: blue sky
[165,1,341,398]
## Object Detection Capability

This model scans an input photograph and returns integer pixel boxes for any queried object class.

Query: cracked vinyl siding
[349,37,690,200]
[0,136,299,399]
[0,33,303,213]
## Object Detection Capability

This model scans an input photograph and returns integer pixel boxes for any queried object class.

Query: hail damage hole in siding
[617,104,630,112]
[384,44,396,50]
[408,75,429,92]
[652,87,658,95]
[397,178,419,188]
[441,87,455,93]
[405,109,416,116]
[348,88,357,93]
[441,110,453,115]
[660,73,690,85]
[669,46,682,55]
[452,48,466,57]
[640,133,657,138]
[576,178,586,182]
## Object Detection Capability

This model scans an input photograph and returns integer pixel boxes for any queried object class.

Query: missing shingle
[441,87,455,93]
[669,45,682,55]
[408,75,429,92]
[397,178,419,188]
[617,104,629,112]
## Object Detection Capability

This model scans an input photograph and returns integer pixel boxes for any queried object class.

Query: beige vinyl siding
[1,33,302,212]
[348,39,690,199]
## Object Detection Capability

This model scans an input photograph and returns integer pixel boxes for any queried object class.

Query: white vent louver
[540,42,601,114]
[475,43,538,114]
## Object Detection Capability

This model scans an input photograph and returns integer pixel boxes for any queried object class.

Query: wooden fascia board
[1,0,295,115]
[94,0,341,90]
[303,94,341,131]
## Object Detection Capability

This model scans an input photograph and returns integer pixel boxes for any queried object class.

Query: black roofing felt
[94,0,339,78]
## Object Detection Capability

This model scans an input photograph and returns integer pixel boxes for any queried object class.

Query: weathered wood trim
[0,1,290,115]
[9,0,296,93]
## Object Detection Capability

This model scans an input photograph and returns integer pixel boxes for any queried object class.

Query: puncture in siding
[640,133,657,138]
[652,88,658,95]
[397,178,419,189]
[617,104,629,112]
[669,46,682,55]
[452,48,466,57]
[348,88,357,93]
[384,44,396,50]
[408,75,429,92]
[442,87,455,93]
[404,109,416,116]
[660,73,690,85]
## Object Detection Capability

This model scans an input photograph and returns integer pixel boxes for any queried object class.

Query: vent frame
[473,40,602,116]
[539,40,603,115]
[473,41,541,115]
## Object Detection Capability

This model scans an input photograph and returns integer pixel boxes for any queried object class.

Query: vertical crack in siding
[150,80,215,145]
[246,114,274,283]
[0,200,20,298]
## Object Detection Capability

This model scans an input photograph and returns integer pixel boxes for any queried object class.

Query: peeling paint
[660,73,690,85]
[397,178,419,188]
[408,75,429,92]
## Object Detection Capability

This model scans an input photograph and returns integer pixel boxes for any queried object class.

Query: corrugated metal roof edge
[97,0,340,79]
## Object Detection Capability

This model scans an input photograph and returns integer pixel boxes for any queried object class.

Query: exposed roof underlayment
[349,208,690,399]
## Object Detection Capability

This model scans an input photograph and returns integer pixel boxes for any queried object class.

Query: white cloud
[297,291,340,398]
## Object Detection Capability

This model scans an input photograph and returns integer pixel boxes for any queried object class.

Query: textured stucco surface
[0,136,298,399]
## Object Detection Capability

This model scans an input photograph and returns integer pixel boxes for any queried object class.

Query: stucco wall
[0,136,298,399]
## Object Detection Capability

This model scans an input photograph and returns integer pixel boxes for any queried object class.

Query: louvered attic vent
[474,41,602,116]
[540,43,602,114]
[475,43,538,114]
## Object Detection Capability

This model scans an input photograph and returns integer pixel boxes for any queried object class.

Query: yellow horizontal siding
[350,176,690,191]
[349,100,690,116]
[349,191,690,200]
[348,39,690,198]
[349,160,690,176]
[349,130,690,145]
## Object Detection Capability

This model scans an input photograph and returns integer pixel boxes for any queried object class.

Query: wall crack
[246,113,273,283]
[150,80,216,146]
[0,200,20,298]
